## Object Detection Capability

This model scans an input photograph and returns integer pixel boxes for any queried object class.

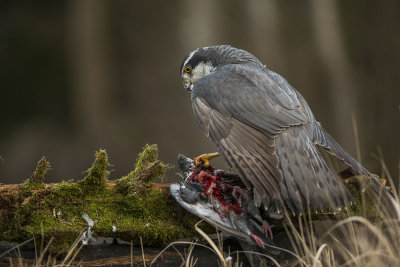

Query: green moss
[0,183,195,253]
[0,145,197,254]
[82,186,195,246]
[18,156,50,191]
[29,156,51,185]
[339,175,382,222]
[115,144,171,195]
[78,149,110,193]
[134,144,159,174]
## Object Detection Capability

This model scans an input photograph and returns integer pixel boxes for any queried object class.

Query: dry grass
[2,188,399,266]
[283,201,400,266]
[151,160,400,267]
[2,177,399,267]
[2,161,399,266]
[0,231,84,266]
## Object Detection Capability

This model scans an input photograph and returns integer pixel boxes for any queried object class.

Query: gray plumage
[179,182,203,204]
[177,154,194,177]
[180,45,391,215]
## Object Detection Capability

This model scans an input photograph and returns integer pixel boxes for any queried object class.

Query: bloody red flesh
[188,165,243,215]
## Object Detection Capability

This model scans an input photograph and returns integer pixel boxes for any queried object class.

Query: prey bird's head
[179,45,262,91]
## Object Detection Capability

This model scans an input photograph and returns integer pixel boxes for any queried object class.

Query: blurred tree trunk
[310,0,358,158]
[246,0,283,68]
[180,0,218,48]
[67,0,114,139]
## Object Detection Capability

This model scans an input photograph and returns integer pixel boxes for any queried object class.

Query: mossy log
[0,145,200,253]
[0,144,388,254]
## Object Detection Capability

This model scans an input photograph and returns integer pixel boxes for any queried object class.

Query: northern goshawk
[179,45,392,216]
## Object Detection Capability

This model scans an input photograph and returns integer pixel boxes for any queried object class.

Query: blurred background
[1,0,399,184]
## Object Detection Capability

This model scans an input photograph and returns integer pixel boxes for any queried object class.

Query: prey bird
[179,45,394,217]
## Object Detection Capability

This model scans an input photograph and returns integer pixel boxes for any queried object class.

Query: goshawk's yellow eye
[184,66,192,73]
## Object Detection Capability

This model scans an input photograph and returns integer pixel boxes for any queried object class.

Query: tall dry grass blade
[140,236,145,267]
[45,254,52,267]
[150,241,218,266]
[321,216,397,260]
[306,202,316,256]
[324,247,336,267]
[304,206,318,259]
[294,215,313,258]
[131,240,133,267]
[263,241,307,265]
[186,246,198,267]
[67,243,84,266]
[351,113,362,164]
[372,149,400,220]
[326,232,357,264]
[231,251,281,267]
[236,251,241,267]
[36,236,54,266]
[0,238,33,259]
[16,246,22,267]
[313,243,328,267]
[194,220,226,267]
[235,251,239,267]
[283,219,304,266]
[191,256,199,267]
[33,236,37,264]
[352,177,367,255]
[60,230,84,265]
[338,250,392,267]
[340,225,362,265]
[376,147,399,201]
[216,227,224,256]
[185,241,196,267]
[40,224,44,259]
[390,197,400,220]
[173,242,189,264]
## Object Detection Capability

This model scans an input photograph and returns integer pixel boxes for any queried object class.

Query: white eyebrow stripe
[183,49,198,67]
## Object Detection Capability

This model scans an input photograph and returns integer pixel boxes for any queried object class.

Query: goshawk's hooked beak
[183,81,193,91]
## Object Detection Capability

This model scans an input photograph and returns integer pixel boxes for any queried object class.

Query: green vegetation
[0,144,196,254]
[78,149,110,193]
[0,145,389,255]
[339,175,383,222]
[115,144,171,195]
[25,156,51,189]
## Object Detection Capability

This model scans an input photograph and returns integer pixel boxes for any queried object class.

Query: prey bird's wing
[192,64,353,213]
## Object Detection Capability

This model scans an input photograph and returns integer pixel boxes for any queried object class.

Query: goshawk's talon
[194,152,219,167]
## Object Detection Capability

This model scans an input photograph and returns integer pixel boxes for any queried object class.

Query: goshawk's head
[179,45,262,91]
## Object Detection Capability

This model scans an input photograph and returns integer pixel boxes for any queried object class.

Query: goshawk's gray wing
[192,64,354,213]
